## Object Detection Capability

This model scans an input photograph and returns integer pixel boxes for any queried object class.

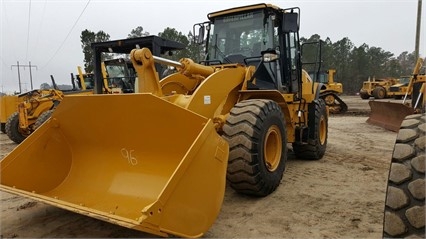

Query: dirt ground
[0,96,399,238]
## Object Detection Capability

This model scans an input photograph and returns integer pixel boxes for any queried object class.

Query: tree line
[80,27,420,95]
[300,34,420,94]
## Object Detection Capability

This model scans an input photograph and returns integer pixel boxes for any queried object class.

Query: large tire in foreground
[5,112,27,144]
[383,113,425,238]
[34,109,54,129]
[223,99,287,197]
[292,99,328,160]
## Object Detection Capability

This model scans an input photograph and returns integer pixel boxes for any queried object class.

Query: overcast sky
[0,0,424,93]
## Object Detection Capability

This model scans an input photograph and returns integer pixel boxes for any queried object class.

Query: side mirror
[193,23,205,44]
[283,12,299,33]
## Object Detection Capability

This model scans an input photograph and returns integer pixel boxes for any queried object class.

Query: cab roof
[207,3,281,20]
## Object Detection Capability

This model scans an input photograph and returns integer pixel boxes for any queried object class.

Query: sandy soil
[0,96,399,238]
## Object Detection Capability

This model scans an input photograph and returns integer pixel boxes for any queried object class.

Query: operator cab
[195,4,301,95]
[103,58,136,93]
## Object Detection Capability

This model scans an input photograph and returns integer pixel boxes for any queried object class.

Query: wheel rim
[319,115,327,145]
[264,125,282,172]
[379,89,385,98]
[324,95,335,105]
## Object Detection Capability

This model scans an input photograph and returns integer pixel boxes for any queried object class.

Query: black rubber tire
[292,99,328,160]
[1,123,5,134]
[34,110,53,129]
[223,99,287,197]
[373,86,387,99]
[383,113,425,238]
[360,92,370,100]
[5,112,27,144]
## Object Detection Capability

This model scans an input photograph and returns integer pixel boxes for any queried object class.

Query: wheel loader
[367,57,425,132]
[0,3,328,237]
[90,35,186,94]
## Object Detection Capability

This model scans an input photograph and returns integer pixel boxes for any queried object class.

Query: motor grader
[0,3,328,237]
[5,74,93,144]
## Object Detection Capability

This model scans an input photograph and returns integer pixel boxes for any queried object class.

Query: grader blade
[0,94,229,238]
[366,101,414,132]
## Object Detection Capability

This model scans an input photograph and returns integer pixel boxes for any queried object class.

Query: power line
[40,0,91,70]
[0,2,18,63]
[25,0,32,61]
[11,61,38,92]
[33,0,47,56]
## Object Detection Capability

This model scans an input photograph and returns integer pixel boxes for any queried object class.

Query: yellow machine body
[317,69,347,113]
[0,95,20,132]
[1,3,327,237]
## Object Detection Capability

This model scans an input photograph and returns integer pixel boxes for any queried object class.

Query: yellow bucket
[1,93,229,237]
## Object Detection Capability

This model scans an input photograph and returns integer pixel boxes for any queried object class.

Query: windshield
[399,77,410,84]
[105,62,136,91]
[207,9,275,64]
[106,65,126,78]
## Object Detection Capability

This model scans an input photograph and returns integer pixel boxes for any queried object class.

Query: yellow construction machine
[367,57,425,131]
[0,94,21,133]
[0,4,328,237]
[359,77,398,99]
[312,69,347,113]
[90,35,185,94]
[75,66,95,90]
[388,76,411,99]
[5,73,93,143]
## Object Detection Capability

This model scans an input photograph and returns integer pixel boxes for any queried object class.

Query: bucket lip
[0,185,142,225]
[60,93,210,120]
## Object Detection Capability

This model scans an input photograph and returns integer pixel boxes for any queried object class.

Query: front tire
[5,112,28,144]
[292,99,328,160]
[223,99,287,197]
[383,113,425,238]
[360,91,370,99]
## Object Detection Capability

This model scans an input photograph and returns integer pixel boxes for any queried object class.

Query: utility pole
[415,0,422,60]
[11,61,38,92]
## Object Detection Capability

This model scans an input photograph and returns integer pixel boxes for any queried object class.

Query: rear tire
[223,99,287,197]
[383,113,425,238]
[5,112,27,144]
[373,86,387,99]
[292,99,328,160]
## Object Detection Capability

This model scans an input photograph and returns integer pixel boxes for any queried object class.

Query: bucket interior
[1,94,209,220]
